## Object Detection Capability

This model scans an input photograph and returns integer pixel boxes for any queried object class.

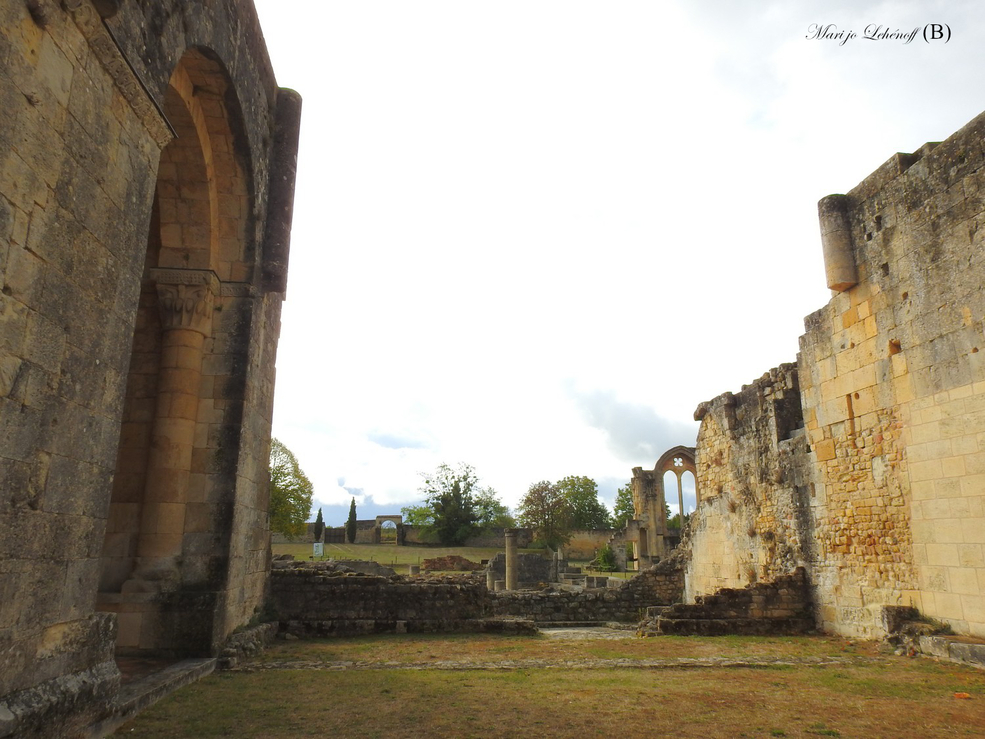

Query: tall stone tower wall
[0,0,299,733]
[687,110,985,639]
[799,113,985,638]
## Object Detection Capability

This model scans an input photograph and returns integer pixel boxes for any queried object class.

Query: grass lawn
[116,633,985,738]
[271,543,631,576]
[272,543,522,570]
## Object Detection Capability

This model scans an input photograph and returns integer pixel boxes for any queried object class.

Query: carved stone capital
[150,269,220,336]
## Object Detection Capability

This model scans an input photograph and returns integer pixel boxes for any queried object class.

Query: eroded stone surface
[686,112,985,640]
[0,0,296,734]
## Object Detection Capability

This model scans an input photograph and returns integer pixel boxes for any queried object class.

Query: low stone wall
[271,522,317,545]
[269,558,684,631]
[0,614,119,739]
[271,570,488,623]
[638,568,814,636]
[282,618,538,638]
[491,560,684,623]
[564,530,613,560]
[458,528,534,549]
[422,555,482,571]
[486,552,555,587]
[401,527,535,548]
[218,623,278,669]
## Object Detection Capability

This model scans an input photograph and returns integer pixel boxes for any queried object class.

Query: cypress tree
[345,497,357,543]
[313,508,324,542]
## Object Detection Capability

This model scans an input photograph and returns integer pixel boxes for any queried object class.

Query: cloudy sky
[252,0,984,524]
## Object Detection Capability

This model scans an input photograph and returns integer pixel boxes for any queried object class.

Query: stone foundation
[638,568,814,636]
[282,618,538,639]
[491,560,684,623]
[269,559,684,633]
[271,570,489,623]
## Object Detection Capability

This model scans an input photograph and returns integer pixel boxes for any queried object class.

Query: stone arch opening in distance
[97,48,253,655]
[655,446,696,527]
[380,520,397,544]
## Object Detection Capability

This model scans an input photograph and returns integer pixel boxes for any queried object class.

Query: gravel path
[233,627,880,672]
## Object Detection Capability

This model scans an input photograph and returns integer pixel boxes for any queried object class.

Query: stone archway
[374,515,404,546]
[629,445,697,565]
[97,48,256,655]
[656,446,698,524]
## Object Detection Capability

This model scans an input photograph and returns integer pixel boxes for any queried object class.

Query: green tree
[612,484,635,528]
[591,544,617,572]
[399,503,433,527]
[556,475,612,529]
[313,508,325,542]
[417,463,481,545]
[668,512,691,530]
[474,487,515,528]
[345,497,357,543]
[518,480,573,549]
[402,475,512,542]
[268,438,313,536]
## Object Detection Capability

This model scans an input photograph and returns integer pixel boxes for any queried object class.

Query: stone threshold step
[918,635,985,669]
[89,658,216,737]
[537,621,634,629]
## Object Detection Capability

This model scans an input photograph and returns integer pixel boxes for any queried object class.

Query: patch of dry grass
[253,632,878,665]
[272,543,547,573]
[116,633,985,738]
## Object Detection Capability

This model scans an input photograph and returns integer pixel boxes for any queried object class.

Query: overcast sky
[252,0,984,524]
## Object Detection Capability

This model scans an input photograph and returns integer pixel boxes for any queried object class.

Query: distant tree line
[270,444,653,552]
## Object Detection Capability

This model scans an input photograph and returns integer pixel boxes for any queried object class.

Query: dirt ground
[117,630,985,738]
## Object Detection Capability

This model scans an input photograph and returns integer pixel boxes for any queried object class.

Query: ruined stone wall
[687,365,814,600]
[487,551,554,587]
[270,561,683,627]
[400,526,534,548]
[640,568,813,636]
[0,0,296,731]
[564,529,613,560]
[490,560,684,622]
[686,111,985,640]
[798,113,985,638]
[271,570,489,623]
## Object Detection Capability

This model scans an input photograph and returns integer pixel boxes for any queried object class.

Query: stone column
[505,530,518,591]
[676,472,684,530]
[131,268,218,582]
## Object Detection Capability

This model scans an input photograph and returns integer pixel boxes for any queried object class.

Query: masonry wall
[798,114,985,638]
[487,551,554,586]
[0,0,163,707]
[270,560,683,627]
[0,0,295,732]
[687,365,814,600]
[401,526,535,548]
[687,111,985,639]
[271,570,489,623]
[564,529,612,560]
[489,560,684,622]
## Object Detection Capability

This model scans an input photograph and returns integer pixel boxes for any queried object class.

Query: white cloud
[259,0,984,517]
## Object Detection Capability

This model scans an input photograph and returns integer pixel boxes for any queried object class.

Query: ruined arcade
[0,0,299,734]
